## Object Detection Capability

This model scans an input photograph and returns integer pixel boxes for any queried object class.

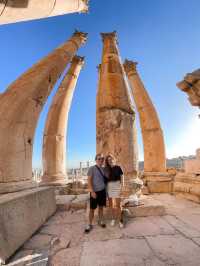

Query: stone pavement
[6,194,200,266]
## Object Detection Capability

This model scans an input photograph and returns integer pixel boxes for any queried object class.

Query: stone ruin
[96,32,138,198]
[177,68,200,108]
[0,0,89,25]
[173,70,200,204]
[0,30,88,263]
[0,16,200,266]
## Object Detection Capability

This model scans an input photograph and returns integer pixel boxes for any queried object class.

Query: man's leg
[98,206,106,227]
[97,190,106,227]
[98,206,103,221]
[89,208,95,225]
[85,194,97,233]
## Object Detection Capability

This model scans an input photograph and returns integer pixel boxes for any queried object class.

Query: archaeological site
[0,1,200,265]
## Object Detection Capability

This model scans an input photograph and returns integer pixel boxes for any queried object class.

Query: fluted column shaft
[97,32,138,196]
[42,56,84,185]
[124,60,166,173]
[0,31,87,194]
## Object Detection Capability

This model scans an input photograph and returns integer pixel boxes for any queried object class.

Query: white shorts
[107,181,121,198]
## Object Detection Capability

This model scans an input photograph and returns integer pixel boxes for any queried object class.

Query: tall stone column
[124,60,166,172]
[124,60,172,193]
[0,0,89,25]
[0,31,87,194]
[96,32,138,196]
[42,56,84,185]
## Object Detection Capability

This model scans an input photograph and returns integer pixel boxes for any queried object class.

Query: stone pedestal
[42,56,85,186]
[174,173,200,203]
[125,195,166,217]
[0,31,87,194]
[0,180,37,194]
[96,32,138,197]
[143,172,173,193]
[0,187,56,264]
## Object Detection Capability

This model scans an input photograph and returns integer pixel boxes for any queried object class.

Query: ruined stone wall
[184,148,200,174]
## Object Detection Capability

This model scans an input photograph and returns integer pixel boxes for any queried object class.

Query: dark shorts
[90,189,107,210]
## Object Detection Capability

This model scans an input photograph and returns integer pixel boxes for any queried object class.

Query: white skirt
[107,181,121,198]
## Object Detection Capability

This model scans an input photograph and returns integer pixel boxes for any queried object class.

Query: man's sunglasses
[97,157,104,161]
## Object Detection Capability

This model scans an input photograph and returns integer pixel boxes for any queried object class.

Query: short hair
[95,153,104,161]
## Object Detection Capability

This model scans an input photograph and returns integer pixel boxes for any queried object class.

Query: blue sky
[0,0,200,168]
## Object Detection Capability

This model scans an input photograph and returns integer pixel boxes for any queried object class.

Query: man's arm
[88,175,93,192]
[87,167,97,198]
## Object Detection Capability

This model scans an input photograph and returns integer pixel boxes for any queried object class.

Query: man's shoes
[98,220,106,228]
[110,219,115,227]
[84,224,93,233]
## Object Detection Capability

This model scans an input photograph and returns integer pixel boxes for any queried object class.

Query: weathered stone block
[0,187,56,263]
[147,180,173,193]
[174,173,200,203]
[56,194,89,211]
[126,196,166,217]
[144,172,173,193]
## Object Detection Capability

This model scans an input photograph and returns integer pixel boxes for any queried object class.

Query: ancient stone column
[124,60,166,173]
[0,0,89,25]
[96,32,138,196]
[42,56,84,185]
[0,31,87,194]
[124,60,173,193]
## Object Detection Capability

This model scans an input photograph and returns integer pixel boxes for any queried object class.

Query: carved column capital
[100,31,117,42]
[80,0,89,13]
[72,30,88,43]
[71,55,85,66]
[123,59,138,76]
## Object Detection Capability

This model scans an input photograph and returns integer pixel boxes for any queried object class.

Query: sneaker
[110,219,115,226]
[84,224,93,233]
[98,220,106,228]
[119,221,124,229]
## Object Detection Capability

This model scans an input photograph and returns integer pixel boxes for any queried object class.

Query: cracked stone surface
[6,194,200,266]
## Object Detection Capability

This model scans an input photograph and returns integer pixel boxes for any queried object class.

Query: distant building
[184,148,200,173]
[139,155,196,171]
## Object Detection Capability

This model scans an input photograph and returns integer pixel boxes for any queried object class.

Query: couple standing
[85,153,124,233]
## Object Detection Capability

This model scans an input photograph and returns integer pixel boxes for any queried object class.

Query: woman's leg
[115,198,122,222]
[108,198,114,220]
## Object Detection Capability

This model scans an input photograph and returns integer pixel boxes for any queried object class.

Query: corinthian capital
[124,59,138,75]
[71,55,85,66]
[100,31,117,42]
[80,0,90,13]
[72,30,88,43]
